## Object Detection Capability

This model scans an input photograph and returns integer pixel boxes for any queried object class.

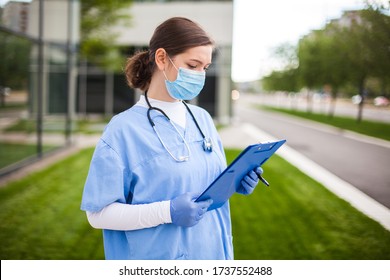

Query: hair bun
[125,50,152,91]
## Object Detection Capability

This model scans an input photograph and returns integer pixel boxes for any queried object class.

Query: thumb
[255,166,263,175]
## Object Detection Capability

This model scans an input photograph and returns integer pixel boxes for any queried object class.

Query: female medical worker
[81,17,262,260]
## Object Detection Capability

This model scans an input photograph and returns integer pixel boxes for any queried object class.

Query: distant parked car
[351,95,362,105]
[0,86,11,96]
[373,96,389,107]
[0,86,11,106]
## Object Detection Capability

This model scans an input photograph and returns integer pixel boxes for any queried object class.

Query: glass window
[0,0,78,175]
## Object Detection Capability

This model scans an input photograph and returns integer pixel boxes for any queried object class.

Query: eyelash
[187,64,209,71]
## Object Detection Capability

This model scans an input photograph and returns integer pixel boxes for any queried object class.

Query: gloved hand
[170,193,213,227]
[237,166,263,195]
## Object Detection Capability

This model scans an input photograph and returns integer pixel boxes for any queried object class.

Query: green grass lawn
[0,148,103,260]
[0,142,38,169]
[0,148,389,260]
[5,119,107,134]
[228,150,390,259]
[260,106,390,141]
[0,142,57,169]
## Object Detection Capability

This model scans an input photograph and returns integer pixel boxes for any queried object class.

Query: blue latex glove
[237,166,263,195]
[170,193,213,227]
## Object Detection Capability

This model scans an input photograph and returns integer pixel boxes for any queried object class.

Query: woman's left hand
[237,166,263,195]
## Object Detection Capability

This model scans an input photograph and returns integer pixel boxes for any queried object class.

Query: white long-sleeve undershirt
[86,95,185,231]
[86,201,172,231]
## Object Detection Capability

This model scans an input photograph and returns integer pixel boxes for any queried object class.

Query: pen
[257,172,270,187]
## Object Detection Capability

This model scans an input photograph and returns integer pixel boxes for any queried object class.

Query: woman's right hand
[170,193,213,227]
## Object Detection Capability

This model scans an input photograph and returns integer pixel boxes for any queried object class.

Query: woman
[81,17,262,260]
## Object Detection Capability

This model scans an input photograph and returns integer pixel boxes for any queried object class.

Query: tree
[317,22,349,117]
[0,33,31,90]
[297,30,325,113]
[261,43,300,105]
[339,11,372,122]
[262,68,300,93]
[297,31,323,91]
[80,0,133,71]
[273,42,299,70]
[338,5,390,122]
[297,3,390,121]
[360,4,390,96]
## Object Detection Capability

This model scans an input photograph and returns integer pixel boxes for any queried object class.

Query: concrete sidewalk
[219,123,390,231]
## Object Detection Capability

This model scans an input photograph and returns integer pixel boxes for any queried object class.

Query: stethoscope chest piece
[203,137,213,152]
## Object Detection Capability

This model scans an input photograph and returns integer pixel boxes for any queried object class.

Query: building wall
[113,2,233,46]
[2,1,29,33]
[26,0,79,116]
[20,0,234,123]
[109,1,234,123]
[27,0,80,44]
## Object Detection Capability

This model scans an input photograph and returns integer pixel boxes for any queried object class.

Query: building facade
[2,1,29,33]
[0,0,233,176]
[81,0,234,123]
[0,0,79,176]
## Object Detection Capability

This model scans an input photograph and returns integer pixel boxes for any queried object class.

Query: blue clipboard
[196,139,286,211]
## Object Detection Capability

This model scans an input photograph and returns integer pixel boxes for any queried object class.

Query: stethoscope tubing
[144,91,212,162]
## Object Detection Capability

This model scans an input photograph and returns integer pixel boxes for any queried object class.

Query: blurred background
[0,0,389,260]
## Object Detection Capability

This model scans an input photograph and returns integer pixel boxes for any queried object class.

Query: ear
[155,48,168,71]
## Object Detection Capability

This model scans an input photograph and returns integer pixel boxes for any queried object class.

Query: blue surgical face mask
[163,57,206,100]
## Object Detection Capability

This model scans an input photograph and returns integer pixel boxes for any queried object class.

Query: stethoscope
[145,91,213,162]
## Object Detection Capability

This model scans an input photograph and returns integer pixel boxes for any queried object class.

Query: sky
[1,0,387,82]
[231,0,373,82]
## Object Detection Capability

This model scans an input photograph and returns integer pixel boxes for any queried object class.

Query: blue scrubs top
[81,104,234,260]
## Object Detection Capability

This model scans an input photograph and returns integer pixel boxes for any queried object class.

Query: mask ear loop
[167,56,179,71]
[162,70,170,82]
[163,56,179,82]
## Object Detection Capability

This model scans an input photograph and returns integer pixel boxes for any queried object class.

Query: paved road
[234,94,390,209]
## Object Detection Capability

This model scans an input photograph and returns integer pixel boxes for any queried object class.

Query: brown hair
[125,17,214,91]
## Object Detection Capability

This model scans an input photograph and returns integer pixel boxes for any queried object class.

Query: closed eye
[187,64,198,69]
[187,59,211,71]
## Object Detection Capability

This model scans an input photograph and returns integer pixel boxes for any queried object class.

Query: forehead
[177,45,213,63]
